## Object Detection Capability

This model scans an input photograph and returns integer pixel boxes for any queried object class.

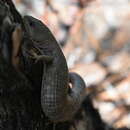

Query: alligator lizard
[22,15,86,122]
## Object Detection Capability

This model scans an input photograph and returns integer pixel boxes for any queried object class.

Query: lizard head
[23,15,52,43]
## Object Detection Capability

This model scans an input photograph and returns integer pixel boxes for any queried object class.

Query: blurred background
[13,0,130,129]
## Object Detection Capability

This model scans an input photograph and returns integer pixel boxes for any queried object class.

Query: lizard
[22,15,87,122]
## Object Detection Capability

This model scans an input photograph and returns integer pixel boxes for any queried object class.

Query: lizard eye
[29,21,35,27]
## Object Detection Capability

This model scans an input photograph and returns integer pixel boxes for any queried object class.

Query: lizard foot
[28,49,53,63]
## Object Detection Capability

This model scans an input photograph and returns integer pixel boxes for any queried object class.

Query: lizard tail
[55,72,87,122]
[68,72,86,103]
[41,72,87,122]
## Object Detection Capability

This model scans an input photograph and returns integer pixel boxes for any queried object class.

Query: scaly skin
[22,16,86,122]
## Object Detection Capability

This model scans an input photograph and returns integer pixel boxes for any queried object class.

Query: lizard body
[22,16,86,122]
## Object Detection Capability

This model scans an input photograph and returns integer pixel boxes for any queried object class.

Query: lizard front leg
[29,49,53,63]
[24,44,53,64]
[22,37,53,63]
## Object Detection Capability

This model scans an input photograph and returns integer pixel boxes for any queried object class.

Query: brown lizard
[22,15,86,122]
